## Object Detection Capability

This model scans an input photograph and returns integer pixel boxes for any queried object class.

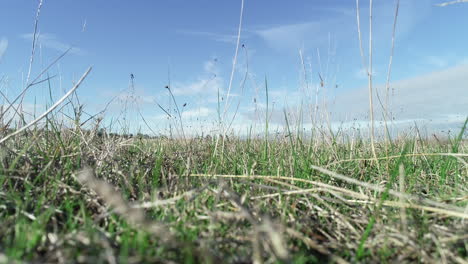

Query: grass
[1,1,467,263]
[0,119,466,263]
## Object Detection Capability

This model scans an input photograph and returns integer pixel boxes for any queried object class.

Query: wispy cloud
[0,37,7,61]
[176,30,240,44]
[20,33,85,55]
[254,21,328,51]
[253,0,432,52]
[172,76,223,96]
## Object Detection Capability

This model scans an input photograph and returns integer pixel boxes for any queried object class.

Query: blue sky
[1,0,467,136]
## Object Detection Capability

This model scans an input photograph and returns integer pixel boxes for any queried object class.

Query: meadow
[1,1,468,263]
[0,113,466,263]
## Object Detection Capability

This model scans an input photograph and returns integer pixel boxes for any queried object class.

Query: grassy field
[0,117,466,263]
[1,1,467,263]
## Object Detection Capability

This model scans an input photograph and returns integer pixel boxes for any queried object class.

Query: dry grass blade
[25,0,43,85]
[352,200,468,218]
[222,0,244,120]
[213,0,245,160]
[249,186,467,218]
[309,165,467,215]
[0,66,92,145]
[326,152,468,167]
[190,172,468,218]
[367,0,378,163]
[383,0,400,145]
[355,0,378,162]
[191,174,369,200]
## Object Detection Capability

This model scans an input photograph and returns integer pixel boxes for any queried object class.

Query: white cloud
[0,38,7,61]
[241,63,468,132]
[182,107,215,119]
[331,63,468,123]
[20,33,85,55]
[172,76,223,96]
[172,60,224,96]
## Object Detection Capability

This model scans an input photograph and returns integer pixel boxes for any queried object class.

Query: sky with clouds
[0,0,467,136]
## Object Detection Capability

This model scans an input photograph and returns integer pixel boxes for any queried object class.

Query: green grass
[0,122,466,263]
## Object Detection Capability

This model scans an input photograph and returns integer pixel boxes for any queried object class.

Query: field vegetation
[0,109,466,263]
[0,0,467,263]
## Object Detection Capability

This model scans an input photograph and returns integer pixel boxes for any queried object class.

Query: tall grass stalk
[367,0,377,163]
[384,0,400,126]
[214,0,245,158]
[20,0,44,125]
[356,0,377,163]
